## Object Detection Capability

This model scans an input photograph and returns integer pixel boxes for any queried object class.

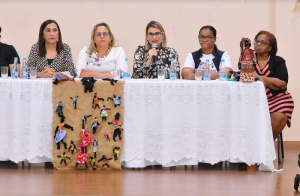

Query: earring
[109,41,112,45]
[43,39,45,42]
[57,38,59,42]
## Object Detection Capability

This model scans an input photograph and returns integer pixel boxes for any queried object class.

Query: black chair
[277,132,284,163]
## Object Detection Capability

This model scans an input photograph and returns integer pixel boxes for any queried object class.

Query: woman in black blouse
[132,21,180,79]
[28,20,76,78]
[254,30,294,140]
[0,26,20,76]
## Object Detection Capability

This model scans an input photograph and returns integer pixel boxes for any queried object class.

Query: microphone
[151,43,157,67]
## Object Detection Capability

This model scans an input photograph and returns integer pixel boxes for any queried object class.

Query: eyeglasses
[198,36,214,41]
[147,32,163,38]
[254,39,270,46]
[94,32,110,38]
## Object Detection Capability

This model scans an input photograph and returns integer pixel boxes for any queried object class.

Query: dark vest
[191,47,224,71]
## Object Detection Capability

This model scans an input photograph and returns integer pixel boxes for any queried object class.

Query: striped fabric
[255,56,294,127]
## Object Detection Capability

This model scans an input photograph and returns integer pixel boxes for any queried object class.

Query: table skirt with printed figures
[52,79,124,170]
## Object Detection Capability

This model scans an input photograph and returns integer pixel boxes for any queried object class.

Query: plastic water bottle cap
[171,59,175,62]
[206,59,209,62]
[14,57,18,60]
[125,58,128,61]
[23,57,27,60]
[221,59,225,62]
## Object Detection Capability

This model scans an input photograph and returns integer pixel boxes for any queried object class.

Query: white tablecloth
[0,78,53,163]
[122,80,276,171]
[0,78,276,171]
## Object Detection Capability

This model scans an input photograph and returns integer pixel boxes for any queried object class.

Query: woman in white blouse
[76,23,126,78]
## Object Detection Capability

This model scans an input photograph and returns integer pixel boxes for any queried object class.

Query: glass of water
[1,66,8,79]
[113,68,120,80]
[30,67,37,79]
[158,68,166,80]
[195,69,202,80]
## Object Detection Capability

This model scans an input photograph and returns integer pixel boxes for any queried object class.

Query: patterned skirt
[267,90,294,127]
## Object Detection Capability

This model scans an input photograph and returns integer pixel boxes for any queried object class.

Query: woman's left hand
[259,76,267,88]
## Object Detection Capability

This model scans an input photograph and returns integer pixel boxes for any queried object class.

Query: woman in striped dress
[254,30,294,140]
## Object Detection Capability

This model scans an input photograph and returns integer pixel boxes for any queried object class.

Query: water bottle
[21,58,29,79]
[219,59,227,81]
[203,59,211,81]
[11,57,18,78]
[169,59,176,80]
[123,58,130,79]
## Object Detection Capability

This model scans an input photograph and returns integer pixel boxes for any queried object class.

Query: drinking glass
[30,67,37,79]
[113,68,120,80]
[195,69,202,80]
[1,66,8,79]
[158,68,166,80]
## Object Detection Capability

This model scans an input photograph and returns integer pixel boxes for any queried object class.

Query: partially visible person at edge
[0,26,20,76]
[27,19,76,78]
[252,30,294,140]
[76,22,126,79]
[182,25,232,80]
[132,20,180,79]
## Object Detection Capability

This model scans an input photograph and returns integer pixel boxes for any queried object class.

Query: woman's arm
[115,48,126,70]
[79,71,113,79]
[63,44,76,76]
[182,67,195,80]
[259,76,286,90]
[260,56,288,90]
[132,46,151,78]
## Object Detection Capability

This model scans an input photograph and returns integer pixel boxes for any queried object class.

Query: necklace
[96,47,110,58]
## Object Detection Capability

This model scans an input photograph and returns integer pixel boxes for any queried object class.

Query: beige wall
[0,0,298,140]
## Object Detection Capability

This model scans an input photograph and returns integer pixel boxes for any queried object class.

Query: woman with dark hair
[76,23,126,79]
[27,20,76,78]
[0,26,20,76]
[253,30,294,140]
[132,21,180,79]
[182,25,232,80]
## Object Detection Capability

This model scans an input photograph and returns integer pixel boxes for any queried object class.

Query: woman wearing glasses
[76,23,126,79]
[182,25,232,80]
[131,21,180,79]
[253,31,294,140]
[28,20,76,78]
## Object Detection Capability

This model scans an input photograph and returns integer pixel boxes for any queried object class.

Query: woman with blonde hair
[76,23,126,78]
[132,21,180,79]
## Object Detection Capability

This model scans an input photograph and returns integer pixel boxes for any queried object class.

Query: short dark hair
[254,30,277,56]
[199,25,217,38]
[38,19,63,57]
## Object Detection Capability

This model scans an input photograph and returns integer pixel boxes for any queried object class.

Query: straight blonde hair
[144,21,167,51]
[88,23,118,55]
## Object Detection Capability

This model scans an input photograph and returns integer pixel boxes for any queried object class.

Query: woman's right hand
[99,72,113,79]
[148,48,158,59]
[146,48,159,67]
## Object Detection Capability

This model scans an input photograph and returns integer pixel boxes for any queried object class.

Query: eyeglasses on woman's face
[198,36,214,41]
[254,39,270,46]
[94,32,110,38]
[147,32,163,38]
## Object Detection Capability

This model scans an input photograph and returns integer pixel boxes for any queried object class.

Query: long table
[0,78,276,171]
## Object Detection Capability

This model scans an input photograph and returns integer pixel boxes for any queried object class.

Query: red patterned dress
[255,55,294,127]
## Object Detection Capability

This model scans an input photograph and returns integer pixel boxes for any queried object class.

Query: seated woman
[0,26,20,76]
[132,21,180,79]
[254,30,294,140]
[182,25,232,80]
[28,20,76,78]
[76,23,126,79]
